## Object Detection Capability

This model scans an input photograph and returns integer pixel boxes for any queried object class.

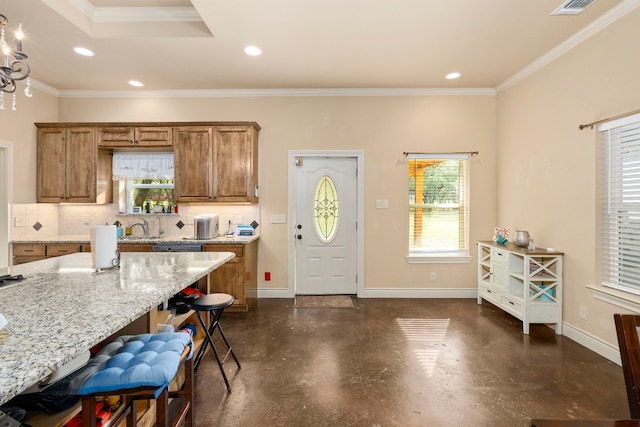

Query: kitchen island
[0,251,235,407]
[11,235,258,312]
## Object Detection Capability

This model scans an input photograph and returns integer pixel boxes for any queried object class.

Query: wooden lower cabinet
[12,243,84,265]
[203,241,257,312]
[11,242,151,265]
[12,243,46,265]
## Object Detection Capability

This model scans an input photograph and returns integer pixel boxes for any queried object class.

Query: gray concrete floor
[193,298,628,427]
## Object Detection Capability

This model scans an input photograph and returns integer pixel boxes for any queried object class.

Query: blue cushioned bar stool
[191,293,241,392]
[70,332,194,427]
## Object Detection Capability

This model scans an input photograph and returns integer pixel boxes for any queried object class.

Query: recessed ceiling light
[128,80,144,87]
[73,47,95,57]
[244,45,262,56]
[446,72,461,80]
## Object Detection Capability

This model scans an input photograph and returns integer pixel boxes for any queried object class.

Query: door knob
[297,224,302,229]
[297,234,302,240]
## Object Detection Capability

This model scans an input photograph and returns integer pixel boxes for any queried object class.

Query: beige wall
[497,7,640,346]
[9,94,497,292]
[0,87,58,203]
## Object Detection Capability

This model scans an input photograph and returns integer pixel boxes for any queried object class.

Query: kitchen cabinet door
[212,126,259,203]
[174,126,212,202]
[37,125,111,203]
[37,128,66,202]
[203,242,257,311]
[65,127,96,202]
[210,259,244,306]
[98,126,172,147]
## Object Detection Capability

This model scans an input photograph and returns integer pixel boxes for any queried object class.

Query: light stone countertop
[0,251,235,406]
[11,235,259,245]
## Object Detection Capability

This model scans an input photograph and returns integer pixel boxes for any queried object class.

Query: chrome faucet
[129,218,149,237]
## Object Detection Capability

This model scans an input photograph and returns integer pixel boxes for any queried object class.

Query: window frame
[406,153,472,264]
[126,180,174,213]
[591,112,640,312]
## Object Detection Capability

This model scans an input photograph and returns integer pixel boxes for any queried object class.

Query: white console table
[477,241,563,334]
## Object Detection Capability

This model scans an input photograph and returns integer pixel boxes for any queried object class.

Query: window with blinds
[598,113,640,294]
[408,154,469,255]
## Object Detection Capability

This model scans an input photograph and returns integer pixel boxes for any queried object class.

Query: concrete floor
[193,298,628,427]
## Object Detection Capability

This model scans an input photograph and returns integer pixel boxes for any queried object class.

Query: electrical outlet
[13,216,25,227]
[83,215,90,225]
[430,272,437,282]
[579,305,588,320]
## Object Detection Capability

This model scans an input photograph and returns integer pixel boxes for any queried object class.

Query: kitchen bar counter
[0,251,235,406]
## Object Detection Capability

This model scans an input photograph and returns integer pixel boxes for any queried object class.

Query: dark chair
[614,314,640,418]
[191,293,241,392]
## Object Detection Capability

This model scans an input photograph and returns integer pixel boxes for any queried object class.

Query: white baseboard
[562,321,621,365]
[358,287,477,298]
[257,288,294,298]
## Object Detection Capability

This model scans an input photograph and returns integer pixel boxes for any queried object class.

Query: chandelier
[0,13,31,110]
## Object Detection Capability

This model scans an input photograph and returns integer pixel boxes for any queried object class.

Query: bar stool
[70,332,194,427]
[191,293,241,392]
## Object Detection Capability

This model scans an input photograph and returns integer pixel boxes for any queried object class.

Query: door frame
[0,140,15,268]
[288,150,365,297]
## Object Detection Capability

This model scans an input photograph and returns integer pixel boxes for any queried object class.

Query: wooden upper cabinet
[173,127,213,202]
[212,126,259,203]
[174,124,259,203]
[38,127,96,202]
[65,128,96,202]
[37,128,67,202]
[37,125,112,203]
[98,126,172,147]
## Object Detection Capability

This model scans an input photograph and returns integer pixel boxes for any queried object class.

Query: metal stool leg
[194,309,233,392]
[213,320,241,369]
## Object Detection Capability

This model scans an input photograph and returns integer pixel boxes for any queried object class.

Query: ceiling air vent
[551,0,598,15]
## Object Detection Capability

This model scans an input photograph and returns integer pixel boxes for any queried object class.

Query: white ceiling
[0,0,633,92]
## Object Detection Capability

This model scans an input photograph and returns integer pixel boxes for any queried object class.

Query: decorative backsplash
[9,203,259,240]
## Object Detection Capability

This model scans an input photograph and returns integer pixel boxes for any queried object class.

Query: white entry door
[294,157,357,295]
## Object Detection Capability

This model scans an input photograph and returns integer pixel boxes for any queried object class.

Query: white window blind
[112,153,174,180]
[408,154,469,255]
[598,113,640,293]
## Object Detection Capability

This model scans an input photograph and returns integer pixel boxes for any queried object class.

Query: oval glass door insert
[314,174,339,243]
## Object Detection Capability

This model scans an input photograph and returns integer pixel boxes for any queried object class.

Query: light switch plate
[376,200,389,209]
[13,216,25,227]
[270,214,286,224]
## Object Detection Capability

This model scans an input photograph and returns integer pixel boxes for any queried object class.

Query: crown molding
[31,79,60,97]
[58,87,496,98]
[497,0,640,93]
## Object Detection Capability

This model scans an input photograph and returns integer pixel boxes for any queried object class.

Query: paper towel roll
[91,225,119,269]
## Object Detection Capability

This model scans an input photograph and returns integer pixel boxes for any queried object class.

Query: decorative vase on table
[513,230,530,247]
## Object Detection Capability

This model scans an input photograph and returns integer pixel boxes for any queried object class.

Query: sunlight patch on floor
[396,318,450,377]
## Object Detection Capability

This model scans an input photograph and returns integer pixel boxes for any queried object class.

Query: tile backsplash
[9,202,260,241]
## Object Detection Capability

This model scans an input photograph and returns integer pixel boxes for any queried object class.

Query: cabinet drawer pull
[24,249,34,253]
